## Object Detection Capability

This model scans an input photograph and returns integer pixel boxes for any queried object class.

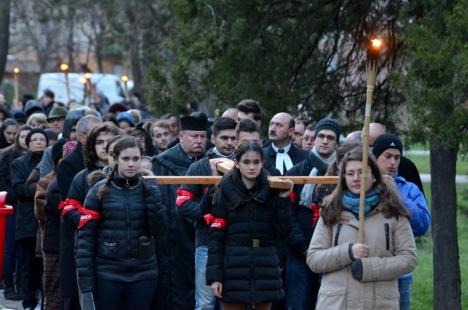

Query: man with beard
[285,117,341,309]
[264,113,307,175]
[152,115,208,310]
[176,117,237,310]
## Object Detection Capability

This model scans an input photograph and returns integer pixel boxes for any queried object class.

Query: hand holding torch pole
[358,36,383,243]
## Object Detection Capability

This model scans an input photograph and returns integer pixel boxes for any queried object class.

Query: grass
[412,182,468,309]
[404,153,468,175]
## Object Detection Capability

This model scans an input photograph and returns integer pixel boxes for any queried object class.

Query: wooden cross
[144,159,338,189]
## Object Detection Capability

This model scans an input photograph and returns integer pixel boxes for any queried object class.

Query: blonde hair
[26,113,50,129]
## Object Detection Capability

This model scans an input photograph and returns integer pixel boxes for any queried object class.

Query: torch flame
[84,73,91,80]
[79,77,87,84]
[370,38,383,50]
[60,64,69,72]
[121,75,129,83]
[13,67,20,74]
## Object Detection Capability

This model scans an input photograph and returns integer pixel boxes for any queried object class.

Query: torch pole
[13,68,20,108]
[358,37,381,243]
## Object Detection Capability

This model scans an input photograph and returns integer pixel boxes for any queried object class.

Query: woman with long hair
[206,142,292,310]
[307,148,417,309]
[76,136,168,310]
[0,119,19,151]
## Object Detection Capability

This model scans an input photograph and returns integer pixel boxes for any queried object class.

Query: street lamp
[13,68,20,108]
[60,63,71,103]
[358,35,384,243]
[121,75,129,100]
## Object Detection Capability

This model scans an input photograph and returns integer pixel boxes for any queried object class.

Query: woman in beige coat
[307,148,417,309]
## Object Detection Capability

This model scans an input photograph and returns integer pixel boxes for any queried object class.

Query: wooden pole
[358,37,382,243]
[143,175,338,187]
[13,68,20,108]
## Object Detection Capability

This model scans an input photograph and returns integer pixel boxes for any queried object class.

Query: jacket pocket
[97,240,120,258]
[316,287,346,310]
[138,236,155,259]
[384,223,390,251]
[376,284,399,309]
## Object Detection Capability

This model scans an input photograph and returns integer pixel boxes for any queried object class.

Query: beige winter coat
[307,205,417,310]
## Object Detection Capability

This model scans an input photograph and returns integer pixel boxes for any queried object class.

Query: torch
[121,75,129,100]
[358,36,383,243]
[60,63,71,103]
[13,68,20,108]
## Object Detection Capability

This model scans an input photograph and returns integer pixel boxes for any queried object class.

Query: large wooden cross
[144,159,338,189]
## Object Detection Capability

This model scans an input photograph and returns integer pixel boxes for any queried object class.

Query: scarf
[341,187,380,218]
[212,147,235,160]
[299,147,336,207]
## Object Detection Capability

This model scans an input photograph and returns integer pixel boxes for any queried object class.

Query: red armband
[175,188,195,207]
[78,208,102,229]
[310,202,320,225]
[203,213,214,225]
[58,198,83,218]
[289,192,298,203]
[210,218,227,230]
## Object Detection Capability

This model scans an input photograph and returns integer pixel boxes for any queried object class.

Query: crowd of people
[0,89,431,310]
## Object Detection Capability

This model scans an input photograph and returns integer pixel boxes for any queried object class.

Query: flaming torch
[13,68,20,108]
[121,75,129,100]
[358,36,384,243]
[60,63,71,103]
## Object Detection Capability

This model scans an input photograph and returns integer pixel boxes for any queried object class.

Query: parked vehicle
[37,73,125,104]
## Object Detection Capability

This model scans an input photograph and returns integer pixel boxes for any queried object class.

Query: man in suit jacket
[263,112,307,175]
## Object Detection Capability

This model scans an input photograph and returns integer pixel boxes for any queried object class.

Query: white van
[37,73,125,104]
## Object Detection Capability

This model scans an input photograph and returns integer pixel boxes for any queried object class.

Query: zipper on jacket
[384,223,390,250]
[123,190,131,255]
[334,223,343,246]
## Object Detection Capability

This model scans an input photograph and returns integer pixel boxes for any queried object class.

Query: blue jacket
[394,176,430,236]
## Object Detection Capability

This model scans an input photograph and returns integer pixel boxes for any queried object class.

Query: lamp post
[121,75,129,100]
[358,36,383,243]
[60,63,71,103]
[13,67,20,108]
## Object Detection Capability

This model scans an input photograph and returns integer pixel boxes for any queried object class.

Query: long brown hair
[321,148,409,226]
[97,135,143,199]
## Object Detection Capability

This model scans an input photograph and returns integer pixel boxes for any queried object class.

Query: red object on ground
[0,191,14,280]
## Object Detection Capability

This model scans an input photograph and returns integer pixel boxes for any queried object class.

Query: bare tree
[0,0,11,84]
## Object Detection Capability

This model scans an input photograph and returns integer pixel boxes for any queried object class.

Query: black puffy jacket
[206,170,291,305]
[76,173,168,293]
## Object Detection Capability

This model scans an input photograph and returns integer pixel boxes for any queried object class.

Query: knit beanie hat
[372,133,403,159]
[314,118,341,140]
[25,128,49,147]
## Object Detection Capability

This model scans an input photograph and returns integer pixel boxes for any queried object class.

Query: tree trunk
[0,0,11,85]
[430,139,461,309]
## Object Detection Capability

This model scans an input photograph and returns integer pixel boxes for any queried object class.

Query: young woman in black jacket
[206,142,292,310]
[76,136,168,310]
[11,128,49,309]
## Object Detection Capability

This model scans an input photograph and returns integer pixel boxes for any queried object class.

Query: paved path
[421,174,468,184]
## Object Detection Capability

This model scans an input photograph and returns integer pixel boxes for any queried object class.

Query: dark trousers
[4,213,17,277]
[94,278,157,310]
[285,252,320,310]
[17,237,42,308]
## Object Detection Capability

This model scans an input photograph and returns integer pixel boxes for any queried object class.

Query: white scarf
[272,143,294,175]
[299,147,336,206]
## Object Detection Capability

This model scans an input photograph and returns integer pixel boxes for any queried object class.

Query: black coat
[43,176,61,253]
[263,143,307,175]
[152,144,203,310]
[76,174,168,293]
[57,143,85,299]
[178,149,218,247]
[0,147,24,205]
[206,170,290,305]
[286,151,329,255]
[11,151,43,240]
[399,156,425,195]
